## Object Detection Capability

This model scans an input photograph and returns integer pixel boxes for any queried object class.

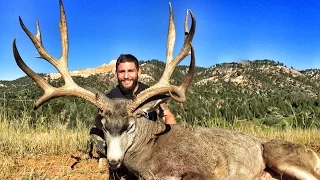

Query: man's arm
[159,103,176,124]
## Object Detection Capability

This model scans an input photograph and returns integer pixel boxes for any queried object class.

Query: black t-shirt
[107,82,149,99]
[107,82,165,121]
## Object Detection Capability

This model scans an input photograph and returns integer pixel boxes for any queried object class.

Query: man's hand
[159,103,176,124]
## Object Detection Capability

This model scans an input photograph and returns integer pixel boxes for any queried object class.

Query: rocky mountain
[46,60,117,80]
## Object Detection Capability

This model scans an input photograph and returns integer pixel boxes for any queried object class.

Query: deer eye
[102,125,109,134]
[126,118,136,134]
[101,119,108,132]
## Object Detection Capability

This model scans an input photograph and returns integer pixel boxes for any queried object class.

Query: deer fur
[99,99,320,180]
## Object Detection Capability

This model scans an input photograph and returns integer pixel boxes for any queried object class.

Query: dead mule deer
[13,0,320,179]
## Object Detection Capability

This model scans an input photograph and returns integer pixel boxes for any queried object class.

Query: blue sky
[1,0,320,80]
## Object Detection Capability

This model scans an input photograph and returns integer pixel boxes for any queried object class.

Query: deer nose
[109,160,121,169]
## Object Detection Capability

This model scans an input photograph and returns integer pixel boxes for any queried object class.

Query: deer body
[100,100,264,179]
[101,100,267,179]
[13,1,320,179]
[102,102,320,179]
[122,118,266,179]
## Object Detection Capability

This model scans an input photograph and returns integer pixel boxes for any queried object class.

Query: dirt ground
[7,151,113,180]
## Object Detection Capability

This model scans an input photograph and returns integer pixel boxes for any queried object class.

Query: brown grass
[1,115,320,179]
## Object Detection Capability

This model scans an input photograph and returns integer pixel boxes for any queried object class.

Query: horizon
[1,59,316,82]
[1,0,320,80]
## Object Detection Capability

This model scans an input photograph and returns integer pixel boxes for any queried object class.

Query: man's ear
[113,70,117,78]
[138,68,141,77]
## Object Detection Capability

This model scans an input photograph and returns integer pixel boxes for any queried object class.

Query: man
[106,54,176,124]
[89,54,176,179]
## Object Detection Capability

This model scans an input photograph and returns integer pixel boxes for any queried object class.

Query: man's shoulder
[137,82,149,91]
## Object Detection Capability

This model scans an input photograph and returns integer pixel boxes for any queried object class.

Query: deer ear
[133,96,170,115]
[154,123,171,136]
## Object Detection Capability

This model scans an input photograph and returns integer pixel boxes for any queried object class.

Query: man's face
[116,62,140,93]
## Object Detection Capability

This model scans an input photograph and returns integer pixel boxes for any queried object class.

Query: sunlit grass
[233,120,320,152]
[0,111,91,179]
[1,111,320,156]
[0,112,89,157]
[0,154,15,179]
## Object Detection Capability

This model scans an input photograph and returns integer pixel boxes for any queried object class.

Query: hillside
[1,59,320,129]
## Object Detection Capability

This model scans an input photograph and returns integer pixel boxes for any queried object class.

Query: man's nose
[124,72,129,78]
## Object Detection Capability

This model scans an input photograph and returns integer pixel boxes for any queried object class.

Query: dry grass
[235,123,320,152]
[1,113,320,179]
[0,119,89,156]
[0,114,93,179]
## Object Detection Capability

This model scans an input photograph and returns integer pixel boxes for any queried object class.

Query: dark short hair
[116,54,139,71]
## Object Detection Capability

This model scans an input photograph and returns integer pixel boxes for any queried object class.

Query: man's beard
[118,78,138,94]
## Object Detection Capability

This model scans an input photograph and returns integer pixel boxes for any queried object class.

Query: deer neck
[123,119,166,164]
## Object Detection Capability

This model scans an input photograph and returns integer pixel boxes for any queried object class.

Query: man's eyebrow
[117,68,136,72]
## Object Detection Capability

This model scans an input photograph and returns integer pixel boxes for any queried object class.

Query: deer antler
[12,0,113,112]
[127,3,196,113]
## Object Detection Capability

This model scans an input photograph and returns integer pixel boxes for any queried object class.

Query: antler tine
[19,1,71,84]
[166,2,176,65]
[169,9,195,71]
[13,40,55,109]
[161,9,195,82]
[163,6,196,82]
[13,1,113,112]
[59,0,69,67]
[126,5,196,113]
[184,10,189,40]
[169,44,195,102]
[184,10,192,56]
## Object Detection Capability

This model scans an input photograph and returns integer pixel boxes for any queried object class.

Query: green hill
[1,59,320,129]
